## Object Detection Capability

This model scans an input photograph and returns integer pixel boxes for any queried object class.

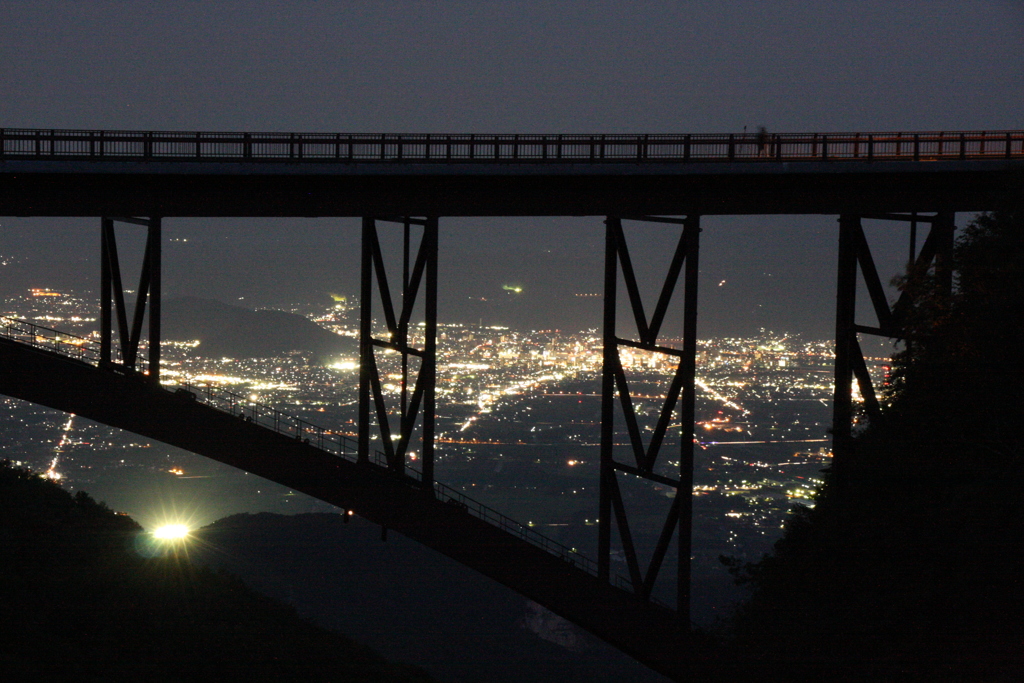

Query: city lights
[1,286,890,612]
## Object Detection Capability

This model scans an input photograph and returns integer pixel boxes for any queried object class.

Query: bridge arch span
[0,331,688,680]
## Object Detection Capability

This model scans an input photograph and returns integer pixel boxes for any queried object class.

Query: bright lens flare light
[153,524,190,540]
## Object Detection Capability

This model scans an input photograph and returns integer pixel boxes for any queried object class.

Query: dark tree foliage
[700,208,1024,682]
[883,205,1024,462]
[0,461,435,683]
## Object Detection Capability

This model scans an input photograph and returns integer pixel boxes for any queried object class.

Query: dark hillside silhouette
[191,512,667,683]
[0,461,433,683]
[704,207,1024,681]
[882,207,1024,462]
[162,296,355,361]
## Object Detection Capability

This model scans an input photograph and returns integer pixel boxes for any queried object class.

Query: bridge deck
[0,335,688,680]
[2,128,1022,216]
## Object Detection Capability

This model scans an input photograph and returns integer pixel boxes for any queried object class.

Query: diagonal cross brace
[99,217,161,382]
[358,217,438,487]
[612,351,690,473]
[607,217,692,346]
[599,214,700,619]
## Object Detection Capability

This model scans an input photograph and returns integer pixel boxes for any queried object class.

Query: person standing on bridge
[756,126,770,157]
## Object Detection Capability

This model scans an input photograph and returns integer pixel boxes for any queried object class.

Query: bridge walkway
[3,127,1020,217]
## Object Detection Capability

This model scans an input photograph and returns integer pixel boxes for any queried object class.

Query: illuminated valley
[1,288,889,617]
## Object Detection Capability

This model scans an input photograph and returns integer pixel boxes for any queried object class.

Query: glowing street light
[152,524,190,540]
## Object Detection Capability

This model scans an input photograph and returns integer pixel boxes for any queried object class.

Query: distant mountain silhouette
[162,297,354,360]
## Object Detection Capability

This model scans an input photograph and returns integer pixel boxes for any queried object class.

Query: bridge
[2,127,1022,680]
[2,128,1020,215]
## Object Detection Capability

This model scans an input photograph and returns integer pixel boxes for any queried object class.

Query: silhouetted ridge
[162,296,354,360]
[0,461,433,683]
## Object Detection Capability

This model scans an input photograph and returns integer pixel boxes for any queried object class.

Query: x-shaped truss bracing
[599,215,700,618]
[358,217,438,489]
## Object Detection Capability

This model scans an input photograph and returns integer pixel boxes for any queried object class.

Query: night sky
[1,1,1021,338]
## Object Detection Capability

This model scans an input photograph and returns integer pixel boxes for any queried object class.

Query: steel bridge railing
[0,317,623,590]
[1,317,113,364]
[2,127,1022,164]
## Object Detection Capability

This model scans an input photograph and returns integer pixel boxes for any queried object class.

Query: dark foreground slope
[0,462,433,683]
[711,453,1024,681]
[190,512,667,683]
[700,208,1024,681]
